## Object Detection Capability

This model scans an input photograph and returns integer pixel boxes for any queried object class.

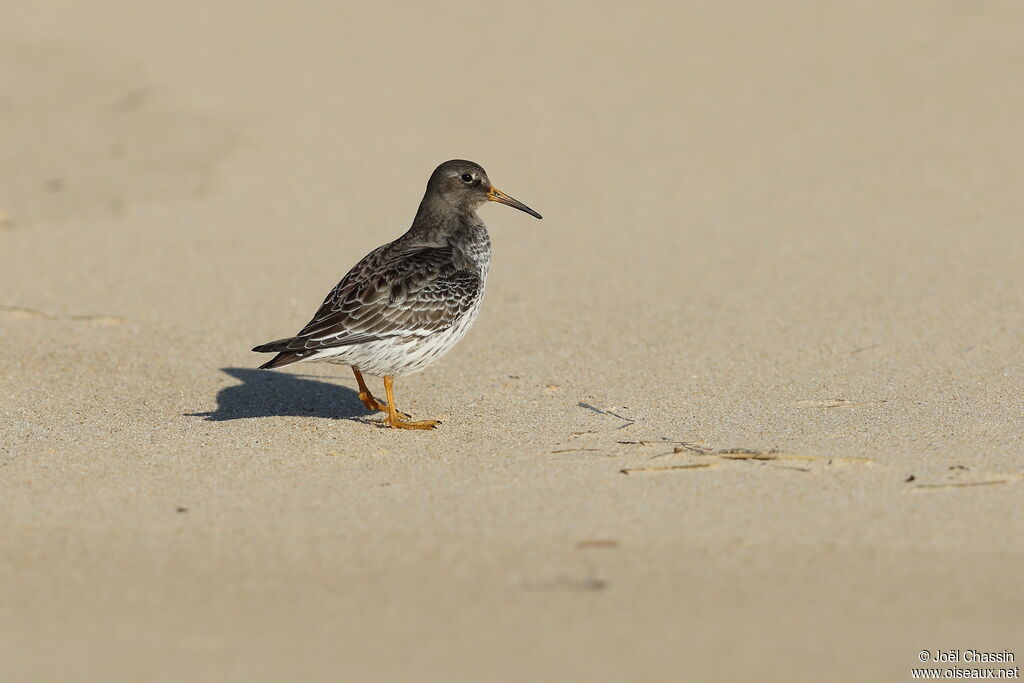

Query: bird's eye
[460,173,474,183]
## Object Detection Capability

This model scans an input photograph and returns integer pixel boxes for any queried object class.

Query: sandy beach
[2,2,1022,681]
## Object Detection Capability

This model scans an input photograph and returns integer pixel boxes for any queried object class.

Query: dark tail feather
[252,338,310,369]
[257,352,303,369]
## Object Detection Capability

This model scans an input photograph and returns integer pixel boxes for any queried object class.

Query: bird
[252,159,542,429]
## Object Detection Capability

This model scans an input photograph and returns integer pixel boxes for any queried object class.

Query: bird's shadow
[187,367,372,422]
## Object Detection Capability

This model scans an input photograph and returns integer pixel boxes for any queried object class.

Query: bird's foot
[386,415,441,430]
[358,392,410,419]
[358,391,388,412]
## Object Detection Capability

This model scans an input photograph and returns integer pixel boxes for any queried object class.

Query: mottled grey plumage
[252,160,541,428]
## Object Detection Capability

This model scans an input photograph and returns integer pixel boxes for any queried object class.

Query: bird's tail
[252,338,312,369]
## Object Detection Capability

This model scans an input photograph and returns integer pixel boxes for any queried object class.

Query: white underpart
[302,282,486,377]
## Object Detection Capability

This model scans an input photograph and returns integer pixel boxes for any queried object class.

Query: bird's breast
[451,227,491,274]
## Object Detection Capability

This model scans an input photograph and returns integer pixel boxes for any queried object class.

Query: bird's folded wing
[281,245,481,351]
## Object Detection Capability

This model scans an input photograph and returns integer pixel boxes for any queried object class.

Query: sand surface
[2,2,1023,681]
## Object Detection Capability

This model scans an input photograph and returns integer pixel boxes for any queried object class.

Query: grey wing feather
[279,244,481,352]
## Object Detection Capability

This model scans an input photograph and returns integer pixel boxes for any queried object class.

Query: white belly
[307,289,485,377]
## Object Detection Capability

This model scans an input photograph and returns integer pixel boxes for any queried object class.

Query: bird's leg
[383,375,440,430]
[352,368,411,419]
[352,367,390,413]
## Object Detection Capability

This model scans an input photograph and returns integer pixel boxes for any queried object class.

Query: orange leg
[383,375,440,430]
[352,367,390,413]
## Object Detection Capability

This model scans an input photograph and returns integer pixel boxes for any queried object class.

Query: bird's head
[427,159,542,220]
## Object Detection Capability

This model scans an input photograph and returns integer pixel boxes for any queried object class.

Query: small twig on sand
[619,463,714,475]
[913,480,1008,490]
[578,402,635,430]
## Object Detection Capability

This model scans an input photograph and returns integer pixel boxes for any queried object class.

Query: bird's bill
[487,186,543,219]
